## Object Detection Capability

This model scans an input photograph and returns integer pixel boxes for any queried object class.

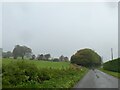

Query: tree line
[2,45,69,62]
[2,45,102,68]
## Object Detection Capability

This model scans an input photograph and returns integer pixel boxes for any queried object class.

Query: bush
[103,58,120,73]
[2,61,49,88]
[2,60,88,88]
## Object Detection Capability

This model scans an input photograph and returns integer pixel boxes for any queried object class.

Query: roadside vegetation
[3,45,105,88]
[2,58,88,88]
[103,58,120,73]
[99,68,120,79]
[0,59,1,89]
[71,48,102,68]
[99,58,120,78]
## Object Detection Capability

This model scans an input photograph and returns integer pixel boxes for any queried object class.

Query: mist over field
[1,2,118,62]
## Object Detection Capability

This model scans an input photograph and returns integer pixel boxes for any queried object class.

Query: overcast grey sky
[0,3,2,49]
[1,2,118,62]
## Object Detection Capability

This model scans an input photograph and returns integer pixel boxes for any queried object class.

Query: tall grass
[2,58,88,88]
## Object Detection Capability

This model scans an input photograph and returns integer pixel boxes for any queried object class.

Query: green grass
[0,59,1,89]
[0,59,2,67]
[99,68,120,79]
[36,67,89,88]
[2,58,70,69]
[2,58,89,88]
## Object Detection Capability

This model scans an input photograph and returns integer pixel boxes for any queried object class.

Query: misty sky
[1,2,118,62]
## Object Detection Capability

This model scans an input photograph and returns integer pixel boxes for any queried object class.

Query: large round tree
[13,45,32,59]
[71,48,102,68]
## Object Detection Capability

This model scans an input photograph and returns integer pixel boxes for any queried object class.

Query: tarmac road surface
[74,69,119,88]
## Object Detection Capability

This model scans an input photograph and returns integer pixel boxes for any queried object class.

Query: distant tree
[44,54,51,60]
[59,55,69,62]
[6,51,12,58]
[2,51,12,58]
[71,48,102,68]
[30,55,36,60]
[37,54,44,60]
[64,57,69,62]
[13,45,32,59]
[6,51,13,58]
[59,55,64,61]
[53,58,59,62]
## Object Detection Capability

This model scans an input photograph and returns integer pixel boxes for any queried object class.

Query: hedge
[103,58,120,73]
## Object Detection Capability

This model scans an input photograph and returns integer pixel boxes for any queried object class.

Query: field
[2,58,70,69]
[2,58,88,88]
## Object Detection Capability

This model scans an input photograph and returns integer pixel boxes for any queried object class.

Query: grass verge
[99,68,120,79]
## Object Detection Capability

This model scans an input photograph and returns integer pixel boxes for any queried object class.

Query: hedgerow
[2,60,88,88]
[103,58,120,73]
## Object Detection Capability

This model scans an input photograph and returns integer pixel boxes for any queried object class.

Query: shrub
[103,58,120,73]
[2,61,49,88]
[2,60,88,88]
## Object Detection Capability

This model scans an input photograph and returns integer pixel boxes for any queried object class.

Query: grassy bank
[2,58,88,88]
[103,58,120,73]
[99,68,120,79]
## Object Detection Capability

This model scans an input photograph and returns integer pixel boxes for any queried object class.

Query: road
[74,69,119,88]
